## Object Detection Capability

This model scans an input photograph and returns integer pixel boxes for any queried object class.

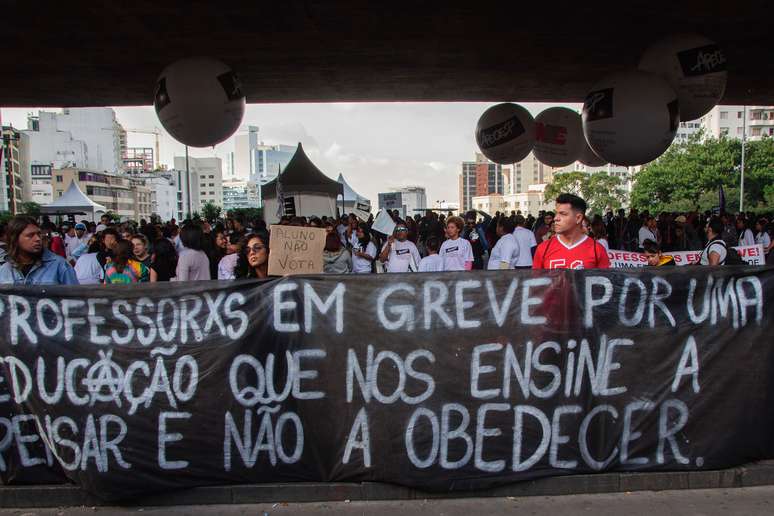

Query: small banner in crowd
[267,225,326,276]
[608,244,766,268]
[0,267,772,500]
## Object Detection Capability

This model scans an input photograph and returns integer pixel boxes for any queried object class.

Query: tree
[103,211,121,223]
[19,201,41,217]
[201,202,222,223]
[544,171,627,215]
[0,211,12,224]
[631,134,774,213]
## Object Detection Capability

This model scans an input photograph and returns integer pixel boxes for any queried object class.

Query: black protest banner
[0,267,772,500]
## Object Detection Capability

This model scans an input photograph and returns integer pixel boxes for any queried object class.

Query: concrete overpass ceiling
[3,1,770,106]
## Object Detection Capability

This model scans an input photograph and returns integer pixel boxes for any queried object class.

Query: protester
[175,223,211,281]
[151,238,178,281]
[131,234,153,269]
[638,216,659,251]
[0,216,78,285]
[379,224,421,273]
[462,211,489,270]
[510,215,537,269]
[0,223,7,266]
[591,217,609,251]
[207,228,228,280]
[104,239,153,284]
[74,235,105,284]
[642,239,675,266]
[218,233,242,280]
[323,232,352,274]
[532,194,610,270]
[736,218,755,247]
[235,231,270,279]
[755,218,772,258]
[440,216,474,271]
[418,236,443,272]
[700,217,729,266]
[487,217,517,270]
[351,223,376,274]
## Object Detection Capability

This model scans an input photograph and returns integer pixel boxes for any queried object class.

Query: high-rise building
[700,105,774,140]
[223,179,259,211]
[253,144,295,184]
[173,156,223,214]
[459,153,504,212]
[123,147,155,174]
[233,126,259,179]
[377,186,427,218]
[30,163,53,204]
[129,171,178,222]
[1,126,30,213]
[24,108,125,173]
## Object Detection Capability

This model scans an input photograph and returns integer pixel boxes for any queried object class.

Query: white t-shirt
[756,231,771,252]
[381,239,421,273]
[512,227,537,267]
[738,228,755,247]
[700,239,727,265]
[440,237,473,271]
[352,241,377,274]
[218,253,238,280]
[638,226,658,248]
[74,252,103,284]
[597,238,610,252]
[487,233,517,270]
[418,254,443,272]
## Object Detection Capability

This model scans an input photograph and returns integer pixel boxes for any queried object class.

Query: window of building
[719,111,728,120]
[56,175,63,182]
[737,111,743,119]
[209,175,214,179]
[720,127,729,136]
[751,127,761,136]
[737,127,743,136]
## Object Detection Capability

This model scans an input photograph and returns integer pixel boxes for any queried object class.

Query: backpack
[704,239,744,265]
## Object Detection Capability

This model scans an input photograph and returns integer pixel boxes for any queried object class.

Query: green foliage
[103,211,121,223]
[0,211,13,224]
[544,171,627,215]
[631,135,774,213]
[201,202,222,223]
[19,201,41,217]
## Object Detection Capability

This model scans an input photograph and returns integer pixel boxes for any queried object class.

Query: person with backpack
[700,217,743,266]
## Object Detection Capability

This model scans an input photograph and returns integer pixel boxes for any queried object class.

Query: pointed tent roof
[336,173,369,203]
[41,180,107,214]
[262,143,343,197]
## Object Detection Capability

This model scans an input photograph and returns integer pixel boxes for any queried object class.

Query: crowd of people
[0,193,772,286]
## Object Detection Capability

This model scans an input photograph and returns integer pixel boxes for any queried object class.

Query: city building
[699,105,774,140]
[30,163,53,204]
[472,184,553,217]
[1,126,30,213]
[50,168,152,221]
[377,186,427,218]
[173,156,224,215]
[505,152,561,195]
[223,179,259,211]
[130,171,177,222]
[123,147,155,174]
[24,108,125,173]
[233,126,259,180]
[459,153,504,212]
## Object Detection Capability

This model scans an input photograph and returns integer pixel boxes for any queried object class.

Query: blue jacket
[0,249,79,285]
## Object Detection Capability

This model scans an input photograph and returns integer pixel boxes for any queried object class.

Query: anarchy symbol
[83,350,125,407]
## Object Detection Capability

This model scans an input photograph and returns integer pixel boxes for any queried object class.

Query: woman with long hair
[234,231,270,279]
[104,240,153,284]
[175,223,211,281]
[351,223,375,274]
[207,227,228,279]
[151,238,177,282]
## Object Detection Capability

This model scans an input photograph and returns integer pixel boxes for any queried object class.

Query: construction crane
[124,127,161,170]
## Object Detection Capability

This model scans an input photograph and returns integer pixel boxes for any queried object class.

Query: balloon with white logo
[533,107,583,167]
[582,71,679,166]
[638,33,727,121]
[154,57,246,147]
[578,137,608,167]
[475,103,535,164]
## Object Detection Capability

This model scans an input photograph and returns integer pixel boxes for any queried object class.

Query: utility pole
[185,145,191,218]
[740,105,746,213]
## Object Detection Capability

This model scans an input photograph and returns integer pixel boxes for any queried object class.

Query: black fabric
[0,267,772,500]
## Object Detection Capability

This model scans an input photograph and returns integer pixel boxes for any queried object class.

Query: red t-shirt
[532,235,610,270]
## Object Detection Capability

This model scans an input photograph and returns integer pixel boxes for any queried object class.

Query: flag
[276,164,284,219]
[718,184,726,213]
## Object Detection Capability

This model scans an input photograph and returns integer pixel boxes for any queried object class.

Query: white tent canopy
[337,173,371,214]
[40,180,107,221]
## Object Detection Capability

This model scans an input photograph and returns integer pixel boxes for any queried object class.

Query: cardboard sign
[352,200,371,222]
[607,244,766,268]
[268,225,326,276]
[371,208,396,236]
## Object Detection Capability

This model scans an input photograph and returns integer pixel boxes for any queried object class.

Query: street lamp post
[740,106,746,213]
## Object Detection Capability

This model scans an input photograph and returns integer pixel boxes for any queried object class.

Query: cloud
[425,161,448,172]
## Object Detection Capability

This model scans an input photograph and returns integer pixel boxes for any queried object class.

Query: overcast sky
[1,102,578,206]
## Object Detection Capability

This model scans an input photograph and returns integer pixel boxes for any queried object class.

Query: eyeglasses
[247,244,267,254]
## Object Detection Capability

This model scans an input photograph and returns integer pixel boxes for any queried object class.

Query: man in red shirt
[532,193,610,269]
